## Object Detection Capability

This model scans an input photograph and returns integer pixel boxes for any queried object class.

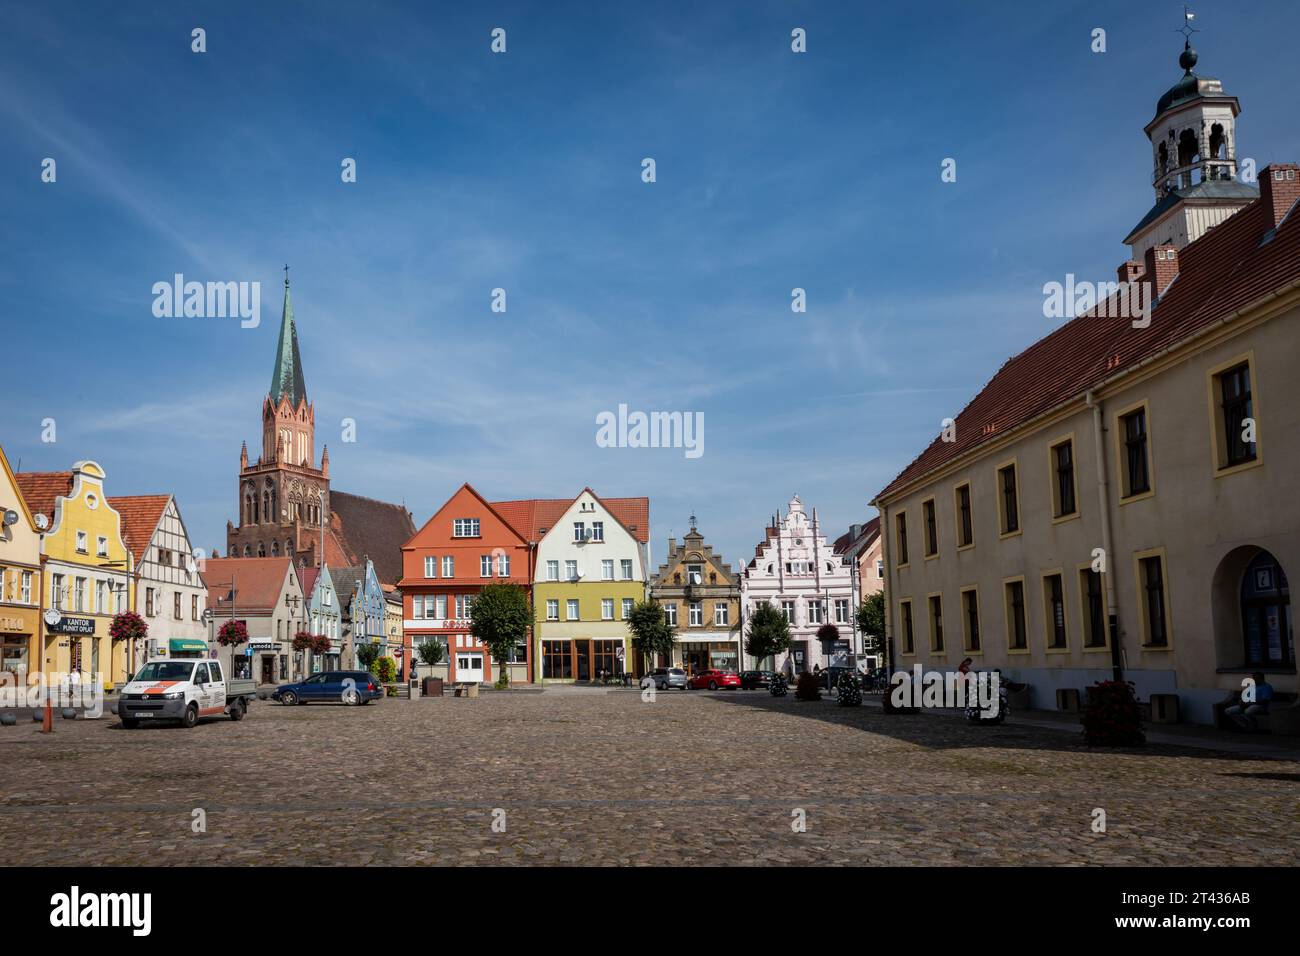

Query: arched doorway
[1240,552,1292,669]
[1213,547,1293,670]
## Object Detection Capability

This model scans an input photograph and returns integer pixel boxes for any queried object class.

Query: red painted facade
[399,483,534,683]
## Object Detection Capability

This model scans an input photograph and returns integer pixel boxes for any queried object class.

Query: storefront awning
[169,638,208,653]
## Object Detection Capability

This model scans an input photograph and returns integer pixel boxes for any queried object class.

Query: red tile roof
[875,195,1300,501]
[13,471,72,521]
[297,565,321,599]
[107,495,170,564]
[200,556,295,613]
[491,491,650,543]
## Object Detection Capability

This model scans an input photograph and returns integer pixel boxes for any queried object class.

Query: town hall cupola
[1124,22,1259,259]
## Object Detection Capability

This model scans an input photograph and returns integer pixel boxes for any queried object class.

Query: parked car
[272,670,383,706]
[687,669,741,690]
[740,670,775,690]
[641,667,688,691]
[119,657,256,729]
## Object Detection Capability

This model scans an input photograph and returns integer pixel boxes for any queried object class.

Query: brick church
[224,272,415,585]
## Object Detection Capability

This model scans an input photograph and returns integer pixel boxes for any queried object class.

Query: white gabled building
[740,495,856,674]
[109,494,208,668]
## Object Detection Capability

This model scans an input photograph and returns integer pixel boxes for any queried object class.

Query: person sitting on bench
[1224,672,1274,731]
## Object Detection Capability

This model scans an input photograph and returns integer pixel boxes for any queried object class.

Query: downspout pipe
[1086,390,1124,683]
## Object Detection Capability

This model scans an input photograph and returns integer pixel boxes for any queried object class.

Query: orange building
[399,484,535,684]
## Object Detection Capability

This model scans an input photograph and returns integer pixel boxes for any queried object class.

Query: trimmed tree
[626,600,676,674]
[857,591,886,662]
[417,639,445,668]
[356,642,379,671]
[469,583,531,689]
[745,602,791,671]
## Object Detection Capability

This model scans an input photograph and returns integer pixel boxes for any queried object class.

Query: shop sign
[0,616,30,633]
[49,616,95,635]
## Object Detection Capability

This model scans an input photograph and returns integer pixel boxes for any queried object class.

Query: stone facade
[650,517,741,673]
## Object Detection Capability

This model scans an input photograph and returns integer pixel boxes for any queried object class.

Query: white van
[118,658,257,729]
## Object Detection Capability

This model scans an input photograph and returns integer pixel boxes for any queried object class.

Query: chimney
[1260,163,1300,229]
[1143,243,1179,296]
[1116,259,1144,287]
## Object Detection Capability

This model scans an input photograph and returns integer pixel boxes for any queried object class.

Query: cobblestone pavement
[3,688,1298,866]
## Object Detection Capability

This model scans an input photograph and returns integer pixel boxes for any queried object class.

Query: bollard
[61,708,76,720]
[0,713,16,726]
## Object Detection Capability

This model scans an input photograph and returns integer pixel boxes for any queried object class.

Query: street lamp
[285,592,302,679]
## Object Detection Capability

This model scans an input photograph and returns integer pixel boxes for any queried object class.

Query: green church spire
[269,265,308,407]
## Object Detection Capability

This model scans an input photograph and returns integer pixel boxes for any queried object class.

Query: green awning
[169,638,208,653]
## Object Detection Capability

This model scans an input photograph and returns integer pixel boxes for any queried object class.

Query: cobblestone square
[4,689,1298,866]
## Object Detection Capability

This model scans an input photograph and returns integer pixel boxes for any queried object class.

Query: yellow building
[17,461,134,689]
[0,445,43,684]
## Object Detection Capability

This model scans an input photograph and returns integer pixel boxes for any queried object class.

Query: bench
[1214,690,1299,734]
[454,683,479,699]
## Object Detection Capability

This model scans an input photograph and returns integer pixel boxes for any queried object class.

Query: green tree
[417,639,445,668]
[745,602,791,670]
[375,655,398,696]
[857,592,886,660]
[469,583,531,688]
[356,642,379,671]
[626,600,676,674]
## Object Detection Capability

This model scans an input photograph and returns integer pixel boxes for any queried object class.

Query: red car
[687,669,741,690]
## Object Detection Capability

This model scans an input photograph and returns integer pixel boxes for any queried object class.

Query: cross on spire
[284,263,290,288]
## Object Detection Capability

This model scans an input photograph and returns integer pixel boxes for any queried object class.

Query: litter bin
[423,677,444,698]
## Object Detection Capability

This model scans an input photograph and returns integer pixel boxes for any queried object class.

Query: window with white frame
[424,556,437,578]
[834,599,849,624]
[664,603,677,626]
[94,580,106,613]
[566,599,579,621]
[714,602,729,626]
[573,522,586,541]
[808,599,823,624]
[565,560,578,580]
[480,555,493,577]
[442,556,454,577]
[74,578,87,612]
[546,599,559,621]
[96,536,108,558]
[546,560,559,581]
[591,521,604,542]
[497,553,510,577]
[781,600,795,623]
[453,518,480,538]
[601,559,614,580]
[435,595,447,619]
[876,559,884,579]
[622,598,634,619]
[689,601,703,626]
[76,531,88,553]
[52,574,65,609]
[21,571,32,604]
[618,559,632,580]
[601,598,614,620]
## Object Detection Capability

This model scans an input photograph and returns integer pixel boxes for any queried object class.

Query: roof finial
[284,263,290,288]
[1178,5,1199,73]
[689,511,697,531]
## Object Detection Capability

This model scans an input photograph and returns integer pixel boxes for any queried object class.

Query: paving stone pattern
[3,689,1297,865]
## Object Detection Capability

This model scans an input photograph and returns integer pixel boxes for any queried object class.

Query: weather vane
[284,263,290,286]
[1178,5,1199,42]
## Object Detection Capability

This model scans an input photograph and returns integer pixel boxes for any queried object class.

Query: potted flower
[216,619,249,647]
[109,610,148,644]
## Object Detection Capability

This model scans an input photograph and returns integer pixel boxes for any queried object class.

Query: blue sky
[3,0,1298,571]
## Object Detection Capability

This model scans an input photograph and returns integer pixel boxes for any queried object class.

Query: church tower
[1124,25,1258,258]
[226,269,331,566]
